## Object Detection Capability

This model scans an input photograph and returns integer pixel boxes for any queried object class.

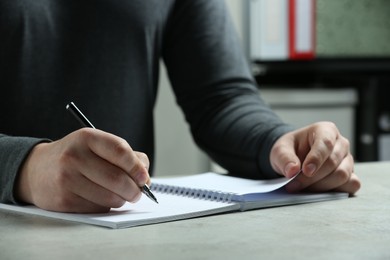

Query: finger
[286,153,354,193]
[43,173,114,213]
[302,156,353,192]
[52,192,111,213]
[76,149,143,203]
[135,152,151,185]
[333,173,361,195]
[81,129,149,186]
[301,123,339,177]
[304,135,350,178]
[136,152,150,171]
[270,134,301,178]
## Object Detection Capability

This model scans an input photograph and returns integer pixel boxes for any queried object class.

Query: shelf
[253,57,390,86]
[252,57,390,162]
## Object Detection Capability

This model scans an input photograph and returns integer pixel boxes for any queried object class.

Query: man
[0,0,360,213]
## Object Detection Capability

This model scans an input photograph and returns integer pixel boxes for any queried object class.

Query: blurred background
[154,0,390,176]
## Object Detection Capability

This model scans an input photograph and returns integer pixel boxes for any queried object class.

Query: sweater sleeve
[0,134,49,204]
[162,0,295,179]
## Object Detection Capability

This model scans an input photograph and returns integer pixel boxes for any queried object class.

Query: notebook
[0,172,348,229]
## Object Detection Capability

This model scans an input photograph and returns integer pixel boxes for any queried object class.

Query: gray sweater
[0,0,293,204]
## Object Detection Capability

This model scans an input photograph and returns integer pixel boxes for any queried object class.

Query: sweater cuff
[0,136,50,204]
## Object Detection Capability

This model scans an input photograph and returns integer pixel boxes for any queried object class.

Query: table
[1,161,389,260]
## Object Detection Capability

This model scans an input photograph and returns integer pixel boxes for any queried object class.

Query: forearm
[163,0,295,178]
[0,134,49,204]
[190,88,294,179]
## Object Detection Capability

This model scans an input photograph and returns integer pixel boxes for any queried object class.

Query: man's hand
[15,128,151,213]
[270,121,361,195]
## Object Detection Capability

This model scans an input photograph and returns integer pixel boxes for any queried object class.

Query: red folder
[288,0,316,59]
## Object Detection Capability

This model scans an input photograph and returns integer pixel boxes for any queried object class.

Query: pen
[66,101,158,204]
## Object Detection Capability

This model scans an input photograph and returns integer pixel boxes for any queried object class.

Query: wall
[316,0,390,57]
[153,1,244,176]
[154,63,209,177]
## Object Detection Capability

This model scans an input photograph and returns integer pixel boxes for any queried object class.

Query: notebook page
[100,193,238,228]
[0,193,239,229]
[152,172,296,195]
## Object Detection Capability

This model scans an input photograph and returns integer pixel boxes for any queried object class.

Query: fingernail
[284,162,299,178]
[306,163,317,176]
[135,171,147,185]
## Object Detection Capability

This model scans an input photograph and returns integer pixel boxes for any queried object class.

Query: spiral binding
[150,183,235,203]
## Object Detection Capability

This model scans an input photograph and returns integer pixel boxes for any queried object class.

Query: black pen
[66,101,158,204]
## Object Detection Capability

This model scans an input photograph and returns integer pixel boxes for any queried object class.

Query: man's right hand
[15,128,151,213]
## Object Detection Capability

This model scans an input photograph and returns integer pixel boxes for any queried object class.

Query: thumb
[282,161,302,179]
[270,137,302,179]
